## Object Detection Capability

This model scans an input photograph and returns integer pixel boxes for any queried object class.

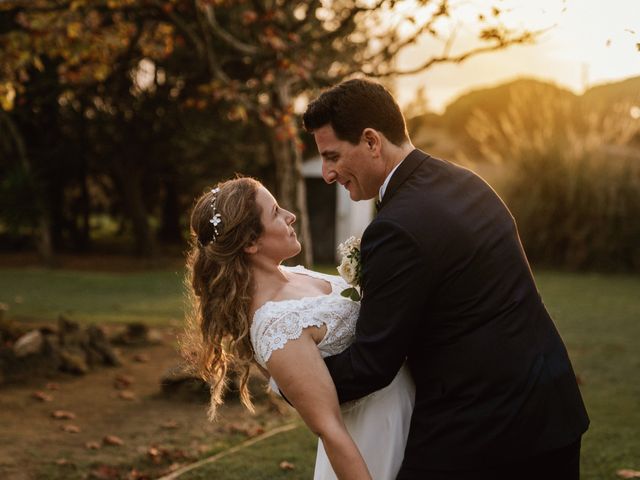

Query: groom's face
[313,124,385,201]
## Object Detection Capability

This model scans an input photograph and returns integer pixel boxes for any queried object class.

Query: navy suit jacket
[324,149,589,474]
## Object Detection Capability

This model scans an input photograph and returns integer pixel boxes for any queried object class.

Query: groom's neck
[382,141,415,179]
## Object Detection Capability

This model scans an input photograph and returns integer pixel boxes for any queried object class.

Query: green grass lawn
[0,268,185,325]
[0,266,638,478]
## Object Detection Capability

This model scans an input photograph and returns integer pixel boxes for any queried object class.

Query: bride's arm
[266,327,372,480]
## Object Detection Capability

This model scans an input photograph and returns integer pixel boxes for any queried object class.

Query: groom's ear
[362,128,381,153]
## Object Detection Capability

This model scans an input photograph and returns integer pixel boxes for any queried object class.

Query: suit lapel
[378,149,428,211]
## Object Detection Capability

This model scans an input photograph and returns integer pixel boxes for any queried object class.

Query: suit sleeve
[325,218,432,403]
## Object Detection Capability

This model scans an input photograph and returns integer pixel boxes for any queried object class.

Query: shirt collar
[379,160,404,202]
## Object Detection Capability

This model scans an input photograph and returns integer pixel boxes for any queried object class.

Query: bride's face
[251,186,301,261]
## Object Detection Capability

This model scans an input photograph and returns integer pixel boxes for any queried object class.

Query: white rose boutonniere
[337,236,362,301]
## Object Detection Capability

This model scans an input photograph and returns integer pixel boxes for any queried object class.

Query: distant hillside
[407,75,640,163]
[582,76,640,106]
[442,78,576,131]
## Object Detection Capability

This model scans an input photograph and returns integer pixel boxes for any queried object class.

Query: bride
[183,177,415,479]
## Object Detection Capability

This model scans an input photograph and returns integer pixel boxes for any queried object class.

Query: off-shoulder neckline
[252,265,337,320]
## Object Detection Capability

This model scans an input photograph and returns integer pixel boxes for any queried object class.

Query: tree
[1,0,536,263]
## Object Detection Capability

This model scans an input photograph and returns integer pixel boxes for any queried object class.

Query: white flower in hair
[210,213,222,227]
[209,187,223,242]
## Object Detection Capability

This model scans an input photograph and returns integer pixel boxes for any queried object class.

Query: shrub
[467,84,640,271]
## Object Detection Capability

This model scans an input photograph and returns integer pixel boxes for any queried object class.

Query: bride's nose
[287,210,296,224]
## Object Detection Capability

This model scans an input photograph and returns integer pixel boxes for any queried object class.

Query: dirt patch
[0,328,294,480]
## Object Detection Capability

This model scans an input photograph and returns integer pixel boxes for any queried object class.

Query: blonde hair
[182,177,263,420]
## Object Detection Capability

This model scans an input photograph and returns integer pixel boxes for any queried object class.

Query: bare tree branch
[197,1,261,56]
[153,0,206,62]
[371,30,538,77]
[307,0,386,43]
[194,1,232,85]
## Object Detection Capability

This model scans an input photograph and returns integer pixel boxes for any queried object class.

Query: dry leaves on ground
[32,391,54,402]
[103,435,124,446]
[145,445,194,465]
[133,353,149,363]
[226,422,265,438]
[114,374,134,389]
[61,424,81,433]
[51,410,76,420]
[279,460,295,470]
[118,390,136,401]
[88,465,120,480]
[160,420,178,429]
[617,470,640,479]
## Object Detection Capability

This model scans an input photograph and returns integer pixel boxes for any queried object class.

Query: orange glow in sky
[394,0,640,113]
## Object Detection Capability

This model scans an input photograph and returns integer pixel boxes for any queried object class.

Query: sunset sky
[393,0,640,113]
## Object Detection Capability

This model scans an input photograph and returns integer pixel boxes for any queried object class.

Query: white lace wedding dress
[250,265,415,480]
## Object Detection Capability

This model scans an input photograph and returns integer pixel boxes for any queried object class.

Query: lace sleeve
[250,306,325,369]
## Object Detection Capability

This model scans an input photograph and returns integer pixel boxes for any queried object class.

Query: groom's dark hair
[303,78,409,146]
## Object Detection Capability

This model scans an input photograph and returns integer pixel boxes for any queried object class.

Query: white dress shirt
[378,160,404,202]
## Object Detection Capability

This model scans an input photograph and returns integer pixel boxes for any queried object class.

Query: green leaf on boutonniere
[341,287,361,301]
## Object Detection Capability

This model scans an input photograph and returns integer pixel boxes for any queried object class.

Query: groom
[303,79,589,480]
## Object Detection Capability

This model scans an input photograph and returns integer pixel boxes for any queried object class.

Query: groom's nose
[322,161,337,184]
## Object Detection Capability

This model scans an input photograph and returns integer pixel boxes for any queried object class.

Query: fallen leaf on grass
[52,410,76,420]
[118,390,136,401]
[160,420,178,429]
[32,391,54,402]
[279,460,295,470]
[226,423,265,438]
[113,374,134,389]
[54,458,72,466]
[618,470,640,479]
[46,382,60,390]
[85,441,101,450]
[88,465,120,479]
[125,468,147,480]
[61,424,81,433]
[103,435,124,446]
[148,447,161,459]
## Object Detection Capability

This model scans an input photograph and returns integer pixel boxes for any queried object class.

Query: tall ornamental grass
[467,85,640,271]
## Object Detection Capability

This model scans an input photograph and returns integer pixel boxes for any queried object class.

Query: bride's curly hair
[181,177,264,420]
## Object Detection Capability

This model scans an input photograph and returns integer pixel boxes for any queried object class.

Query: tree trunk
[112,161,157,257]
[159,174,183,244]
[76,108,91,252]
[78,158,91,251]
[0,110,54,265]
[35,216,54,266]
[270,81,313,267]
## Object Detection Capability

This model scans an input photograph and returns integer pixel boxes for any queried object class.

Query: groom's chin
[350,191,374,202]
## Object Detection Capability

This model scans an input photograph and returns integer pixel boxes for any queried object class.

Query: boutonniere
[337,236,362,301]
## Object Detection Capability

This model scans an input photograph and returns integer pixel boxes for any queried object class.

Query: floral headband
[201,187,222,246]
